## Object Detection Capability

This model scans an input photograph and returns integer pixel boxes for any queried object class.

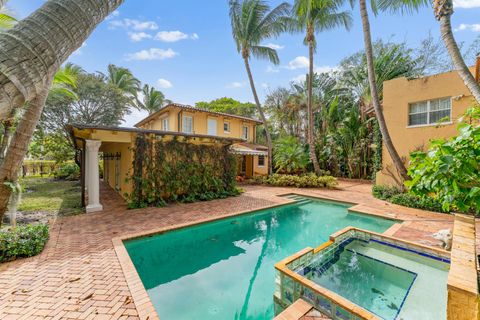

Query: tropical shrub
[128,134,239,208]
[53,162,80,180]
[0,224,49,263]
[406,107,480,215]
[372,185,402,201]
[389,193,447,213]
[249,173,337,188]
[274,136,309,174]
[372,185,446,213]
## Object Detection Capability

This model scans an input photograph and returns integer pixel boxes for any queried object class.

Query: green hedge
[0,224,49,263]
[248,173,338,188]
[372,185,447,213]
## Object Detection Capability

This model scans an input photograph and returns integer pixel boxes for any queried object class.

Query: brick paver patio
[0,180,455,319]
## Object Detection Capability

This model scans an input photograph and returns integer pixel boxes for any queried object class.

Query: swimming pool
[124,196,395,320]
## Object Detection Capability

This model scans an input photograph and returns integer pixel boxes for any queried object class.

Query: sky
[7,0,480,126]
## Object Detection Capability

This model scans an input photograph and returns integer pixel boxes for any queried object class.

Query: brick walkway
[0,180,456,319]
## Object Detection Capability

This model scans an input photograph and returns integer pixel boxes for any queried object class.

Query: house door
[207,118,217,136]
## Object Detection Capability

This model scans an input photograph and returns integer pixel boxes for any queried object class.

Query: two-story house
[376,61,479,186]
[69,103,268,212]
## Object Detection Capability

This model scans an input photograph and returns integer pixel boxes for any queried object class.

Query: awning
[229,143,268,156]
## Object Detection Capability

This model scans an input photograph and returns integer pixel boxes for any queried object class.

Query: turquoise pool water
[124,196,395,320]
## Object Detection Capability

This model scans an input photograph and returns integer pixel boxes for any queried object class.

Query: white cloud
[126,48,177,61]
[157,78,173,89]
[454,23,480,32]
[261,83,269,89]
[155,30,199,42]
[266,65,280,73]
[128,32,152,42]
[453,0,480,8]
[291,66,337,83]
[226,81,245,88]
[73,42,87,55]
[264,43,285,50]
[109,18,158,31]
[287,56,309,69]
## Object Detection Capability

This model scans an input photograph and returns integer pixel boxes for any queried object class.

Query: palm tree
[136,84,170,115]
[0,0,122,222]
[291,0,352,175]
[0,0,16,29]
[378,0,480,104]
[229,0,291,175]
[350,0,423,182]
[107,64,141,96]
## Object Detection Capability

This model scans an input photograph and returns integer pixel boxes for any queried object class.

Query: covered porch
[230,142,269,178]
[68,124,245,213]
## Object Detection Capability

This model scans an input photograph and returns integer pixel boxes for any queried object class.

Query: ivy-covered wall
[128,134,239,208]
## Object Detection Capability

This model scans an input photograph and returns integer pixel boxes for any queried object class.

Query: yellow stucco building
[376,66,478,186]
[70,103,268,212]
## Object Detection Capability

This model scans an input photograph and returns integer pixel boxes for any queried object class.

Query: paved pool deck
[0,180,459,319]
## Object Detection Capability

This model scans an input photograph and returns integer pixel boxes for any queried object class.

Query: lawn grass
[18,177,83,216]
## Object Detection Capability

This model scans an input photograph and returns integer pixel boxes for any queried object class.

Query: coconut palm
[0,0,16,29]
[229,0,291,174]
[0,0,122,221]
[107,64,141,97]
[291,0,352,176]
[136,84,170,115]
[378,0,480,104]
[349,0,426,182]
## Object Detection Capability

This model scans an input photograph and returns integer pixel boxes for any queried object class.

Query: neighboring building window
[162,117,169,131]
[224,121,231,133]
[408,98,451,126]
[182,115,193,133]
[242,125,249,140]
[258,155,265,167]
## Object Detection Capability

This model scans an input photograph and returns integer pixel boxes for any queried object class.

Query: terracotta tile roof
[68,123,245,144]
[134,103,263,127]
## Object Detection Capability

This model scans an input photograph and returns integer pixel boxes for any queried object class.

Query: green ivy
[127,134,239,208]
[0,224,49,263]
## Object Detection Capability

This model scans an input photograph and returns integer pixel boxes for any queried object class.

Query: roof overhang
[134,103,263,128]
[68,124,245,149]
[229,143,268,156]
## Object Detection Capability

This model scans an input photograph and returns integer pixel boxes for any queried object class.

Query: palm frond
[376,0,429,14]
[251,45,280,64]
[0,12,15,29]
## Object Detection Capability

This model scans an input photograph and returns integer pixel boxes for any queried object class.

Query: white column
[85,140,103,213]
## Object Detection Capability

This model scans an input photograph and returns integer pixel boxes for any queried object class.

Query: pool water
[298,240,449,319]
[124,196,395,320]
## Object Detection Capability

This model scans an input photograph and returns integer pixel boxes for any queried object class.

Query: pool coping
[111,193,422,320]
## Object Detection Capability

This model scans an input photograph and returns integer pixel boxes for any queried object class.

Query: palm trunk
[243,56,273,174]
[359,0,408,182]
[0,80,52,225]
[0,120,12,162]
[307,38,322,176]
[0,0,124,119]
[437,10,480,103]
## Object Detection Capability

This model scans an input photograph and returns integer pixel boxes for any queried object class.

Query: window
[182,115,193,133]
[408,98,451,126]
[224,121,231,133]
[162,117,169,131]
[258,155,265,167]
[242,125,249,140]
